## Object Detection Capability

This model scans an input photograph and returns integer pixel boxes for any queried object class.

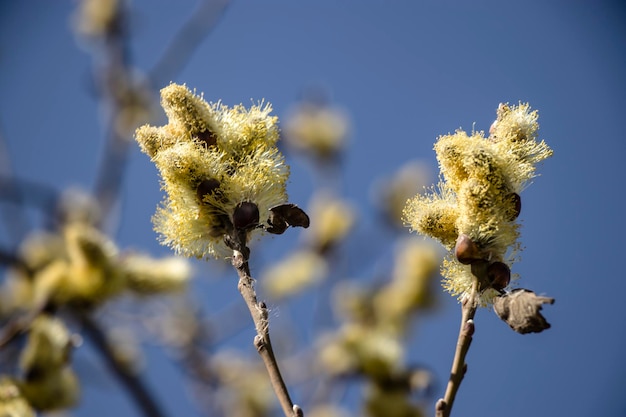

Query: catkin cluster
[135,84,290,259]
[403,103,552,304]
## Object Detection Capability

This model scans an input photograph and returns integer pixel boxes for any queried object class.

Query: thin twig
[91,1,134,225]
[230,248,303,417]
[75,310,169,417]
[435,280,479,417]
[0,126,30,243]
[149,0,231,87]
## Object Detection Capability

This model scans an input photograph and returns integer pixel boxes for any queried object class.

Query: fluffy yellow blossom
[403,103,552,304]
[135,84,291,259]
[404,181,459,249]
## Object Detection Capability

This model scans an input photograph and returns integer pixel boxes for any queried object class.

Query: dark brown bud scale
[493,289,554,334]
[454,234,484,264]
[196,178,221,203]
[196,128,217,147]
[487,261,511,291]
[233,202,260,230]
[266,204,310,235]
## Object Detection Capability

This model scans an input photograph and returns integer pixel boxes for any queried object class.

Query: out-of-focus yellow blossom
[73,0,119,38]
[18,315,79,411]
[135,83,290,259]
[261,250,328,300]
[320,255,433,415]
[374,239,439,328]
[105,326,145,373]
[0,377,35,417]
[1,223,123,311]
[332,283,376,325]
[305,192,355,253]
[19,367,79,412]
[283,101,350,161]
[112,73,158,138]
[307,405,350,417]
[371,160,432,228]
[120,253,192,294]
[365,384,424,417]
[403,103,552,304]
[19,315,73,373]
[213,351,274,417]
[318,324,403,379]
[1,195,191,313]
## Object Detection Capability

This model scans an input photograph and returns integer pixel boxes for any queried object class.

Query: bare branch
[436,280,478,417]
[230,247,303,417]
[149,0,231,87]
[74,309,169,417]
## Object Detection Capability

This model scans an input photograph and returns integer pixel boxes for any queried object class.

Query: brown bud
[487,261,511,291]
[196,128,217,147]
[196,178,221,203]
[454,234,484,264]
[233,202,259,230]
[493,289,554,334]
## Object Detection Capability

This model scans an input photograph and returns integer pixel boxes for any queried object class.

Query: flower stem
[436,280,478,417]
[231,248,303,417]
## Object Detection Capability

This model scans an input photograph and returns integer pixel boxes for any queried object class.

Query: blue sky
[1,1,626,417]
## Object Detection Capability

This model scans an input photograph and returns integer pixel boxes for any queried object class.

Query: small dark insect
[266,204,310,235]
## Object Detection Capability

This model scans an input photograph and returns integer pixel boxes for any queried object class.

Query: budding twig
[436,279,478,417]
[230,246,303,417]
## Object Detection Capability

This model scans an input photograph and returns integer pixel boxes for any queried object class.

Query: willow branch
[230,247,303,417]
[90,2,134,223]
[436,280,478,417]
[149,0,231,87]
[75,310,169,417]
